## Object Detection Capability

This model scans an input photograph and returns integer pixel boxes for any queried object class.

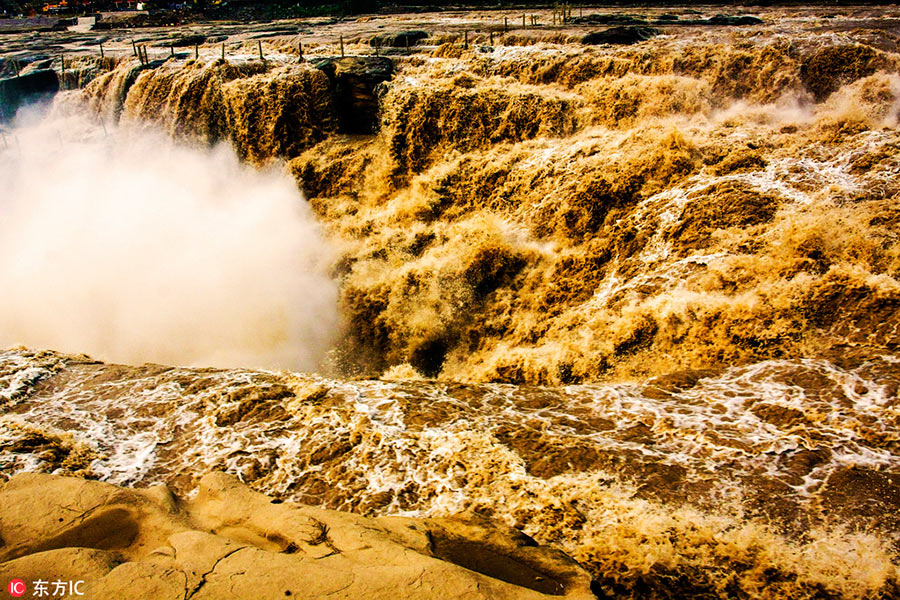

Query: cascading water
[3,6,900,599]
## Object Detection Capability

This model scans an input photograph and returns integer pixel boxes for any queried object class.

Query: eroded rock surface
[0,472,596,600]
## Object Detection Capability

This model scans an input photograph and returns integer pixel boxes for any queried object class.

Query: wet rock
[0,472,598,599]
[706,15,764,26]
[0,56,52,79]
[572,13,762,29]
[370,30,428,48]
[0,69,58,122]
[166,33,207,47]
[91,13,149,30]
[0,16,72,33]
[91,11,181,30]
[570,14,648,26]
[426,516,587,596]
[581,26,661,46]
[310,56,394,134]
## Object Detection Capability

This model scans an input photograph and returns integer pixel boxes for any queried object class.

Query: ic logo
[7,579,26,597]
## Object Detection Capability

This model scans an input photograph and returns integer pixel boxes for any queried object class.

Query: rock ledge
[0,472,596,599]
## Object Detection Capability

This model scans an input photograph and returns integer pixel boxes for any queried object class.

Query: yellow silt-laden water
[3,6,900,599]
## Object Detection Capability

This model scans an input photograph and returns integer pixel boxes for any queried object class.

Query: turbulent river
[2,5,900,599]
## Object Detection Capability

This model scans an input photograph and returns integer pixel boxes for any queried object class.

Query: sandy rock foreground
[0,472,596,599]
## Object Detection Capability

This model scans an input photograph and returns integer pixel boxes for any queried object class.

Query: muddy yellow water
[3,5,900,598]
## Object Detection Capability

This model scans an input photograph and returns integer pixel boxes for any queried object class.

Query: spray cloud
[0,111,338,371]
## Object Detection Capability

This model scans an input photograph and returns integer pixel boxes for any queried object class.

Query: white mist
[0,111,338,371]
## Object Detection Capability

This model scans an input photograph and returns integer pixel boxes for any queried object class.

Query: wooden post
[170,44,175,58]
[258,40,263,61]
[99,43,104,59]
[340,35,344,57]
[132,39,137,56]
[504,16,508,32]
[60,53,65,79]
[522,14,525,27]
[195,44,199,59]
[489,30,493,45]
[298,40,303,60]
[13,59,19,77]
[221,43,225,61]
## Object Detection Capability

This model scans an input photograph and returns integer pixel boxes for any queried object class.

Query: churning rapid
[2,5,900,599]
